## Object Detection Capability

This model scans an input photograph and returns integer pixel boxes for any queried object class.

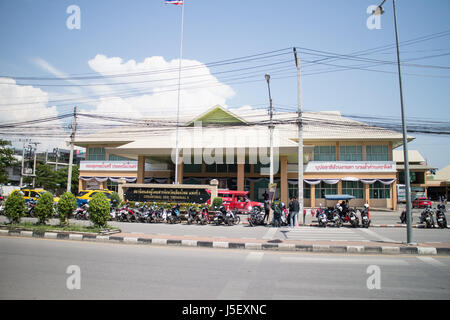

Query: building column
[237,164,244,191]
[337,181,343,194]
[311,184,316,208]
[237,152,245,191]
[177,156,184,184]
[364,183,370,205]
[78,179,83,192]
[250,181,255,200]
[392,180,397,211]
[280,156,288,205]
[137,156,145,184]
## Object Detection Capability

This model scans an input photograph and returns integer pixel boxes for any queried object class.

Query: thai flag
[165,0,183,5]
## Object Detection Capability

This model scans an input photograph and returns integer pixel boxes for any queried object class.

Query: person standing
[289,196,299,228]
[271,198,282,228]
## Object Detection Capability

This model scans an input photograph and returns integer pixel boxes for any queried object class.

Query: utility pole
[67,106,77,193]
[294,47,304,226]
[31,142,40,188]
[19,138,30,188]
[265,74,274,185]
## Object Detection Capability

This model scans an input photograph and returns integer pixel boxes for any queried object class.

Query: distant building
[427,165,450,201]
[393,150,436,199]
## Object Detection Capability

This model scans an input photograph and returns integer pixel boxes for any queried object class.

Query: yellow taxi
[76,189,114,207]
[21,188,59,203]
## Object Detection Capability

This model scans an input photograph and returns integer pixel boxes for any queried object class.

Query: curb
[1,229,448,256]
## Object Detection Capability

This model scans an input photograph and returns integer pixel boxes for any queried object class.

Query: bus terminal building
[74,105,409,210]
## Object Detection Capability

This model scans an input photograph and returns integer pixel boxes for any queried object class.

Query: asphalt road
[1,237,449,300]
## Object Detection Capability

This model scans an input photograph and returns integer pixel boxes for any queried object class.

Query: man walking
[289,196,299,228]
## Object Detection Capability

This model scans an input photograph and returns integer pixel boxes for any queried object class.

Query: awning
[80,176,137,183]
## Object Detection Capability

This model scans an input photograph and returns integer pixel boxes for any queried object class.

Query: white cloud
[0,77,67,152]
[85,54,236,118]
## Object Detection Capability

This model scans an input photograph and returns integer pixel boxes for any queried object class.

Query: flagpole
[174,0,185,184]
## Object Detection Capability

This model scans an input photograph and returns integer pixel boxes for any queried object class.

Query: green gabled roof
[186,105,247,126]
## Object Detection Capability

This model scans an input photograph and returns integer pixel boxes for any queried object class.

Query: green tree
[5,190,25,223]
[57,192,77,225]
[88,192,110,228]
[34,192,54,224]
[0,139,17,184]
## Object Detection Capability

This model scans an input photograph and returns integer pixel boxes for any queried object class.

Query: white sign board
[304,161,396,173]
[80,161,138,172]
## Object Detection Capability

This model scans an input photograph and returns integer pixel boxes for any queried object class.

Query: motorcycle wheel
[233,216,241,225]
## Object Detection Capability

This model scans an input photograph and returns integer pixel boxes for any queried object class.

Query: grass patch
[1,221,119,234]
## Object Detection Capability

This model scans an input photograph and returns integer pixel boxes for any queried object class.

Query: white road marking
[245,252,264,264]
[417,257,446,267]
[262,228,278,240]
[280,256,409,266]
[358,228,396,242]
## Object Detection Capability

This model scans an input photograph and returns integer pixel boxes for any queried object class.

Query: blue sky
[0,0,449,169]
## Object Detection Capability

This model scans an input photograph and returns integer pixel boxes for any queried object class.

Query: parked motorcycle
[27,199,37,218]
[167,204,181,224]
[186,205,198,225]
[316,205,328,228]
[213,205,229,226]
[109,199,118,221]
[74,203,89,220]
[248,206,265,226]
[117,202,136,223]
[399,210,414,224]
[134,202,151,223]
[420,205,435,228]
[199,204,210,225]
[359,204,370,228]
[435,204,447,229]
[348,208,359,228]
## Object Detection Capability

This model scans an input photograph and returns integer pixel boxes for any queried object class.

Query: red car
[412,197,432,209]
[207,190,263,213]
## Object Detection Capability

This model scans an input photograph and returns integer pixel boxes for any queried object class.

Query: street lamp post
[375,0,414,244]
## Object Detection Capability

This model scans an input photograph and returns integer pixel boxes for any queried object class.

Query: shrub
[57,192,77,225]
[5,190,25,223]
[35,192,54,224]
[110,192,120,208]
[212,197,223,208]
[89,192,110,228]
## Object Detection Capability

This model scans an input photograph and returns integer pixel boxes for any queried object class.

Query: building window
[88,147,106,161]
[340,145,362,161]
[342,181,364,198]
[370,181,391,199]
[106,180,118,192]
[288,182,310,199]
[184,164,202,173]
[109,155,130,161]
[366,145,389,161]
[205,164,237,173]
[315,182,337,198]
[314,146,336,161]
